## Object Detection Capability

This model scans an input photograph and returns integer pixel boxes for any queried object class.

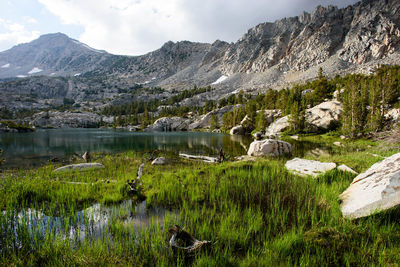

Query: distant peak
[38,32,70,40]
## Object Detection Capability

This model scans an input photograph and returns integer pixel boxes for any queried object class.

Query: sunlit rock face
[340,153,400,219]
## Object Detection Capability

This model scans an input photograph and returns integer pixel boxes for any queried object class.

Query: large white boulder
[285,158,336,177]
[339,153,400,219]
[306,100,342,130]
[265,116,290,136]
[247,139,292,157]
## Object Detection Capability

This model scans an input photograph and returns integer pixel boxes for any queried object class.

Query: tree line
[218,65,400,136]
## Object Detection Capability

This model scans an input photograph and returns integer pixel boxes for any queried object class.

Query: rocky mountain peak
[1,0,400,112]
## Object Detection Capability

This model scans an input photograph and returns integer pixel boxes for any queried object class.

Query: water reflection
[0,129,253,168]
[1,200,175,248]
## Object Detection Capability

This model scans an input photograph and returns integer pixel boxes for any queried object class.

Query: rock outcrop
[339,153,400,219]
[285,158,336,177]
[30,111,105,128]
[146,117,191,131]
[265,116,290,137]
[189,104,244,130]
[247,139,292,157]
[262,110,282,126]
[264,100,342,136]
[306,101,343,130]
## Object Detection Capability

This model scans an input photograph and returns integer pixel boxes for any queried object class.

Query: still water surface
[0,128,252,168]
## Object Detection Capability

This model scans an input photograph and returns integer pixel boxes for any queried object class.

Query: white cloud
[0,19,40,51]
[24,16,39,24]
[37,0,359,56]
[38,0,187,55]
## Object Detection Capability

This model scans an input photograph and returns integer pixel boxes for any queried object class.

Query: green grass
[1,137,400,266]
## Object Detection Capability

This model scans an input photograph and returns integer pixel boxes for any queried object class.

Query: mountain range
[0,0,400,112]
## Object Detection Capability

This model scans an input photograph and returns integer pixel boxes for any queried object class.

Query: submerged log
[53,163,105,173]
[179,153,219,163]
[168,225,211,254]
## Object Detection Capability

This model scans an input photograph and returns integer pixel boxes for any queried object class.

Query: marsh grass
[1,139,400,266]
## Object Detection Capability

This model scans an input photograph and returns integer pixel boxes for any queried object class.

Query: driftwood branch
[127,163,144,193]
[179,153,220,163]
[168,225,211,254]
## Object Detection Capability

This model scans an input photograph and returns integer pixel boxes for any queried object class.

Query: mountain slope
[0,33,113,78]
[1,0,400,111]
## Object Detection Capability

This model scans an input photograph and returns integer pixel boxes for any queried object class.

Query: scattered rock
[285,158,336,177]
[53,163,105,173]
[339,153,400,219]
[253,132,263,140]
[234,155,257,162]
[333,88,345,99]
[230,125,245,135]
[333,141,343,147]
[385,108,400,122]
[179,153,220,163]
[306,148,331,157]
[247,139,292,157]
[291,135,299,140]
[302,89,313,96]
[337,164,358,175]
[152,157,166,165]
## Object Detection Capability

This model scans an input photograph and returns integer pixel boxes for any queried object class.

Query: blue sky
[0,0,82,51]
[0,0,359,56]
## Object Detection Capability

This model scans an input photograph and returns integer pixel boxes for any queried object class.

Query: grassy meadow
[1,134,400,266]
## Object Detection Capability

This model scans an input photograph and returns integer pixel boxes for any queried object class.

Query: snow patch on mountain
[211,75,228,85]
[28,67,43,74]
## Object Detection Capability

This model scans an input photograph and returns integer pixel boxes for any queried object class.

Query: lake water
[0,128,252,168]
[1,199,177,251]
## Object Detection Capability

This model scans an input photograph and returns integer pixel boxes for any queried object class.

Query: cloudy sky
[0,0,359,56]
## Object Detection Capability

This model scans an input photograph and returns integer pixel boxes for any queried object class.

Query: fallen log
[179,153,219,163]
[168,225,211,254]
